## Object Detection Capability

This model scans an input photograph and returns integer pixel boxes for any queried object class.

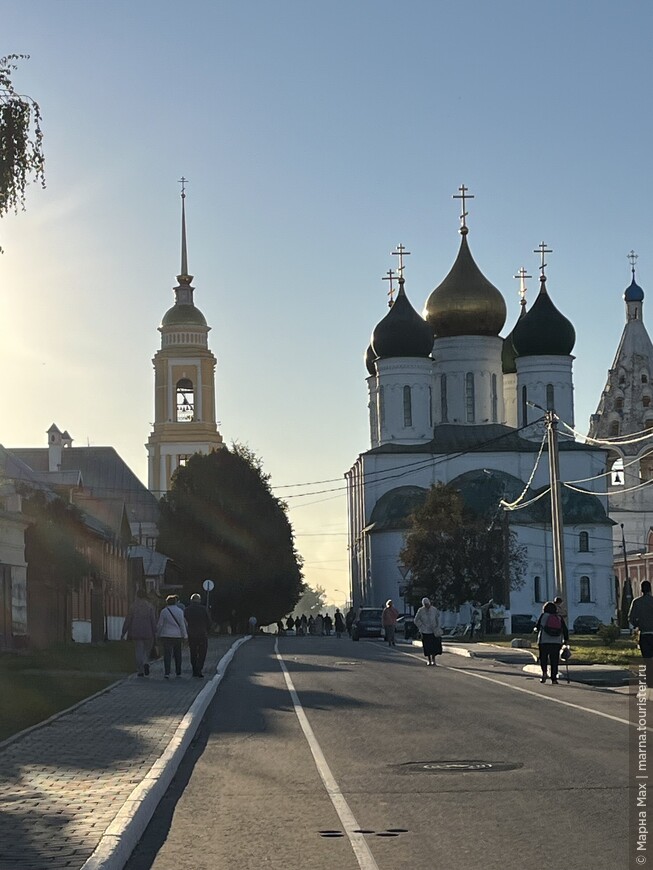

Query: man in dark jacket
[184,593,212,678]
[629,580,653,659]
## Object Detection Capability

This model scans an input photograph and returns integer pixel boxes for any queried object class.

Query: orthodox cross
[392,244,411,277]
[383,268,397,307]
[534,241,552,278]
[453,184,474,230]
[178,176,188,198]
[514,267,531,306]
[628,250,639,274]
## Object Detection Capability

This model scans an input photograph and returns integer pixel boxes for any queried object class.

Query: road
[126,636,631,870]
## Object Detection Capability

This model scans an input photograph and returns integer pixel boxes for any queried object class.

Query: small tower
[146,181,224,495]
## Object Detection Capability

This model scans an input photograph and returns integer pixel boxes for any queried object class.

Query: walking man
[629,580,653,659]
[184,593,212,678]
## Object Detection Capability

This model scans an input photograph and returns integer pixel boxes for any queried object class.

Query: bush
[597,622,620,646]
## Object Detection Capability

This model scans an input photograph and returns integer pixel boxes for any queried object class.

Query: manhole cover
[398,760,522,773]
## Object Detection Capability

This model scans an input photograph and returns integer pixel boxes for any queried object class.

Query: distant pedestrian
[286,615,295,633]
[156,594,188,679]
[184,593,212,678]
[334,609,345,638]
[629,580,653,658]
[315,613,324,636]
[480,599,494,637]
[121,587,156,677]
[535,601,569,684]
[308,615,315,635]
[277,620,285,635]
[248,615,258,636]
[382,599,399,646]
[469,602,482,639]
[414,597,443,666]
[324,613,333,636]
[345,607,356,637]
[300,614,308,636]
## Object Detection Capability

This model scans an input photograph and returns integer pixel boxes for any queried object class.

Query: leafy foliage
[399,482,526,611]
[292,583,328,617]
[22,490,92,590]
[157,445,304,627]
[0,54,45,246]
[597,622,620,646]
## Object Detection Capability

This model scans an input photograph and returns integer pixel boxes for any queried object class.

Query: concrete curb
[80,635,250,870]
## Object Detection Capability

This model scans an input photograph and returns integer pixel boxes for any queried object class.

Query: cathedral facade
[346,196,615,630]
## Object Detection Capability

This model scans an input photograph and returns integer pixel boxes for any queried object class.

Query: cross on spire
[383,268,397,307]
[392,243,411,277]
[534,241,552,278]
[514,267,532,307]
[178,176,188,198]
[453,184,474,233]
[628,249,639,275]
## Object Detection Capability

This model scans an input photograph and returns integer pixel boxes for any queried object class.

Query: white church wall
[516,355,575,431]
[375,358,434,445]
[432,335,504,425]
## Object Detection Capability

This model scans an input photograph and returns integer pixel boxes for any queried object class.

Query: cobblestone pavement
[0,636,238,870]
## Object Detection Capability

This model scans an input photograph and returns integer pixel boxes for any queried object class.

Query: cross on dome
[514,267,531,308]
[392,244,411,277]
[382,268,397,307]
[534,241,552,279]
[178,176,188,198]
[628,249,639,275]
[453,184,474,234]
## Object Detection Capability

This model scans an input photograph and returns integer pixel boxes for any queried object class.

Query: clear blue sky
[2,1,652,604]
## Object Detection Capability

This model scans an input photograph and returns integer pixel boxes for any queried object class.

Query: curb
[80,635,250,870]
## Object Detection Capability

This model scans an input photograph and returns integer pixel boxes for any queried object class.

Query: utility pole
[545,409,567,608]
[620,523,632,628]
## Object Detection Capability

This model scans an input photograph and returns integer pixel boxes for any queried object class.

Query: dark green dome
[161,304,207,328]
[501,304,526,374]
[511,277,575,357]
[424,232,506,337]
[367,485,428,531]
[370,281,433,359]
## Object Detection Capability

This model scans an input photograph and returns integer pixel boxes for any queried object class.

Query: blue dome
[625,275,644,303]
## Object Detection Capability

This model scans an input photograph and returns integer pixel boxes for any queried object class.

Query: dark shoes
[540,676,547,683]
[551,678,559,684]
[144,663,150,676]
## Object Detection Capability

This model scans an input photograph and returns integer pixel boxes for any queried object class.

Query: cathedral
[345,189,616,630]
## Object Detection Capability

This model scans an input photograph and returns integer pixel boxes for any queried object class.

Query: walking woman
[414,597,443,666]
[535,601,569,684]
[121,587,156,677]
[156,595,188,679]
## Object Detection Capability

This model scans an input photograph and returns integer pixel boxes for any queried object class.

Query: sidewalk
[0,635,248,870]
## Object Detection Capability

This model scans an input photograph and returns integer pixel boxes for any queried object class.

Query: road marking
[395,648,643,730]
[275,639,380,870]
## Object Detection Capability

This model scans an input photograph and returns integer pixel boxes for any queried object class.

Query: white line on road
[275,639,380,870]
[396,648,641,729]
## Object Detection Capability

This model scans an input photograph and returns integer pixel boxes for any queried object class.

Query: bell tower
[146,180,224,495]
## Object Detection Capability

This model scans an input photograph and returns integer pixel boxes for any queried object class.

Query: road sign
[202,579,215,592]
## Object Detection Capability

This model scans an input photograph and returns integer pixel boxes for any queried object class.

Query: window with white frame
[403,385,412,427]
[579,576,591,603]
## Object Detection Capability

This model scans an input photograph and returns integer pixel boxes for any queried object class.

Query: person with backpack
[535,600,569,684]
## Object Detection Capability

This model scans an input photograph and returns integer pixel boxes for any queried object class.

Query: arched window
[579,531,589,552]
[644,396,651,408]
[428,386,433,428]
[440,374,448,423]
[579,576,591,603]
[491,374,498,422]
[643,373,649,384]
[403,386,412,427]
[378,386,385,428]
[546,383,555,411]
[465,372,475,423]
[615,397,624,411]
[534,576,543,602]
[521,385,528,427]
[176,378,194,422]
[609,420,620,437]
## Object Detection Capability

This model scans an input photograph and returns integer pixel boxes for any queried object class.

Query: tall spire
[177,177,193,286]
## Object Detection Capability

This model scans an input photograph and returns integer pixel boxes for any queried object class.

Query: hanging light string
[565,453,641,485]
[501,487,551,512]
[499,430,547,510]
[564,476,653,497]
[560,420,653,447]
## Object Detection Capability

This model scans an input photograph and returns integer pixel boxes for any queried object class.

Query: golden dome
[423,231,506,337]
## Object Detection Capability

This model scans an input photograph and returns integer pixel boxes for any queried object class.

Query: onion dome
[625,274,644,303]
[502,297,527,374]
[423,230,507,337]
[161,302,207,327]
[511,276,576,356]
[365,344,377,376]
[370,278,433,359]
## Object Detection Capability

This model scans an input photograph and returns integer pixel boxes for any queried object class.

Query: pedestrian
[308,614,315,635]
[382,599,399,646]
[324,613,333,636]
[414,597,443,666]
[300,614,308,636]
[345,607,356,637]
[121,587,157,677]
[248,615,258,636]
[286,615,295,633]
[315,613,324,636]
[535,601,569,684]
[334,608,345,638]
[479,598,494,638]
[184,593,212,678]
[156,594,188,679]
[629,580,653,658]
[469,602,482,639]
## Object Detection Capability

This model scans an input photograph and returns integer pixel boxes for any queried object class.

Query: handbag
[560,646,572,661]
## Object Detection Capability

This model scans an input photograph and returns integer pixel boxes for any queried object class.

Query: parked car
[573,615,603,634]
[511,613,537,634]
[395,615,418,639]
[352,607,383,641]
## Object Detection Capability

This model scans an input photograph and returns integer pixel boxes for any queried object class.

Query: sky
[2,1,653,607]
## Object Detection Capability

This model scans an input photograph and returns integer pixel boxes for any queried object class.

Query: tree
[1,54,45,247]
[292,583,328,617]
[399,482,526,611]
[157,445,304,627]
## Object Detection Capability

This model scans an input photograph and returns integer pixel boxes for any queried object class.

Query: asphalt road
[125,636,632,870]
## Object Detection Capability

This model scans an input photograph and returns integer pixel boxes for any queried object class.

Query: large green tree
[157,445,304,627]
[1,54,45,244]
[399,482,526,611]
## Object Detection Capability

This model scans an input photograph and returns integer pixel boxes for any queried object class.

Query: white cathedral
[345,191,618,631]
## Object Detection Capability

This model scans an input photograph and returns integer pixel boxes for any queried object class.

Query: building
[146,186,224,495]
[346,191,615,630]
